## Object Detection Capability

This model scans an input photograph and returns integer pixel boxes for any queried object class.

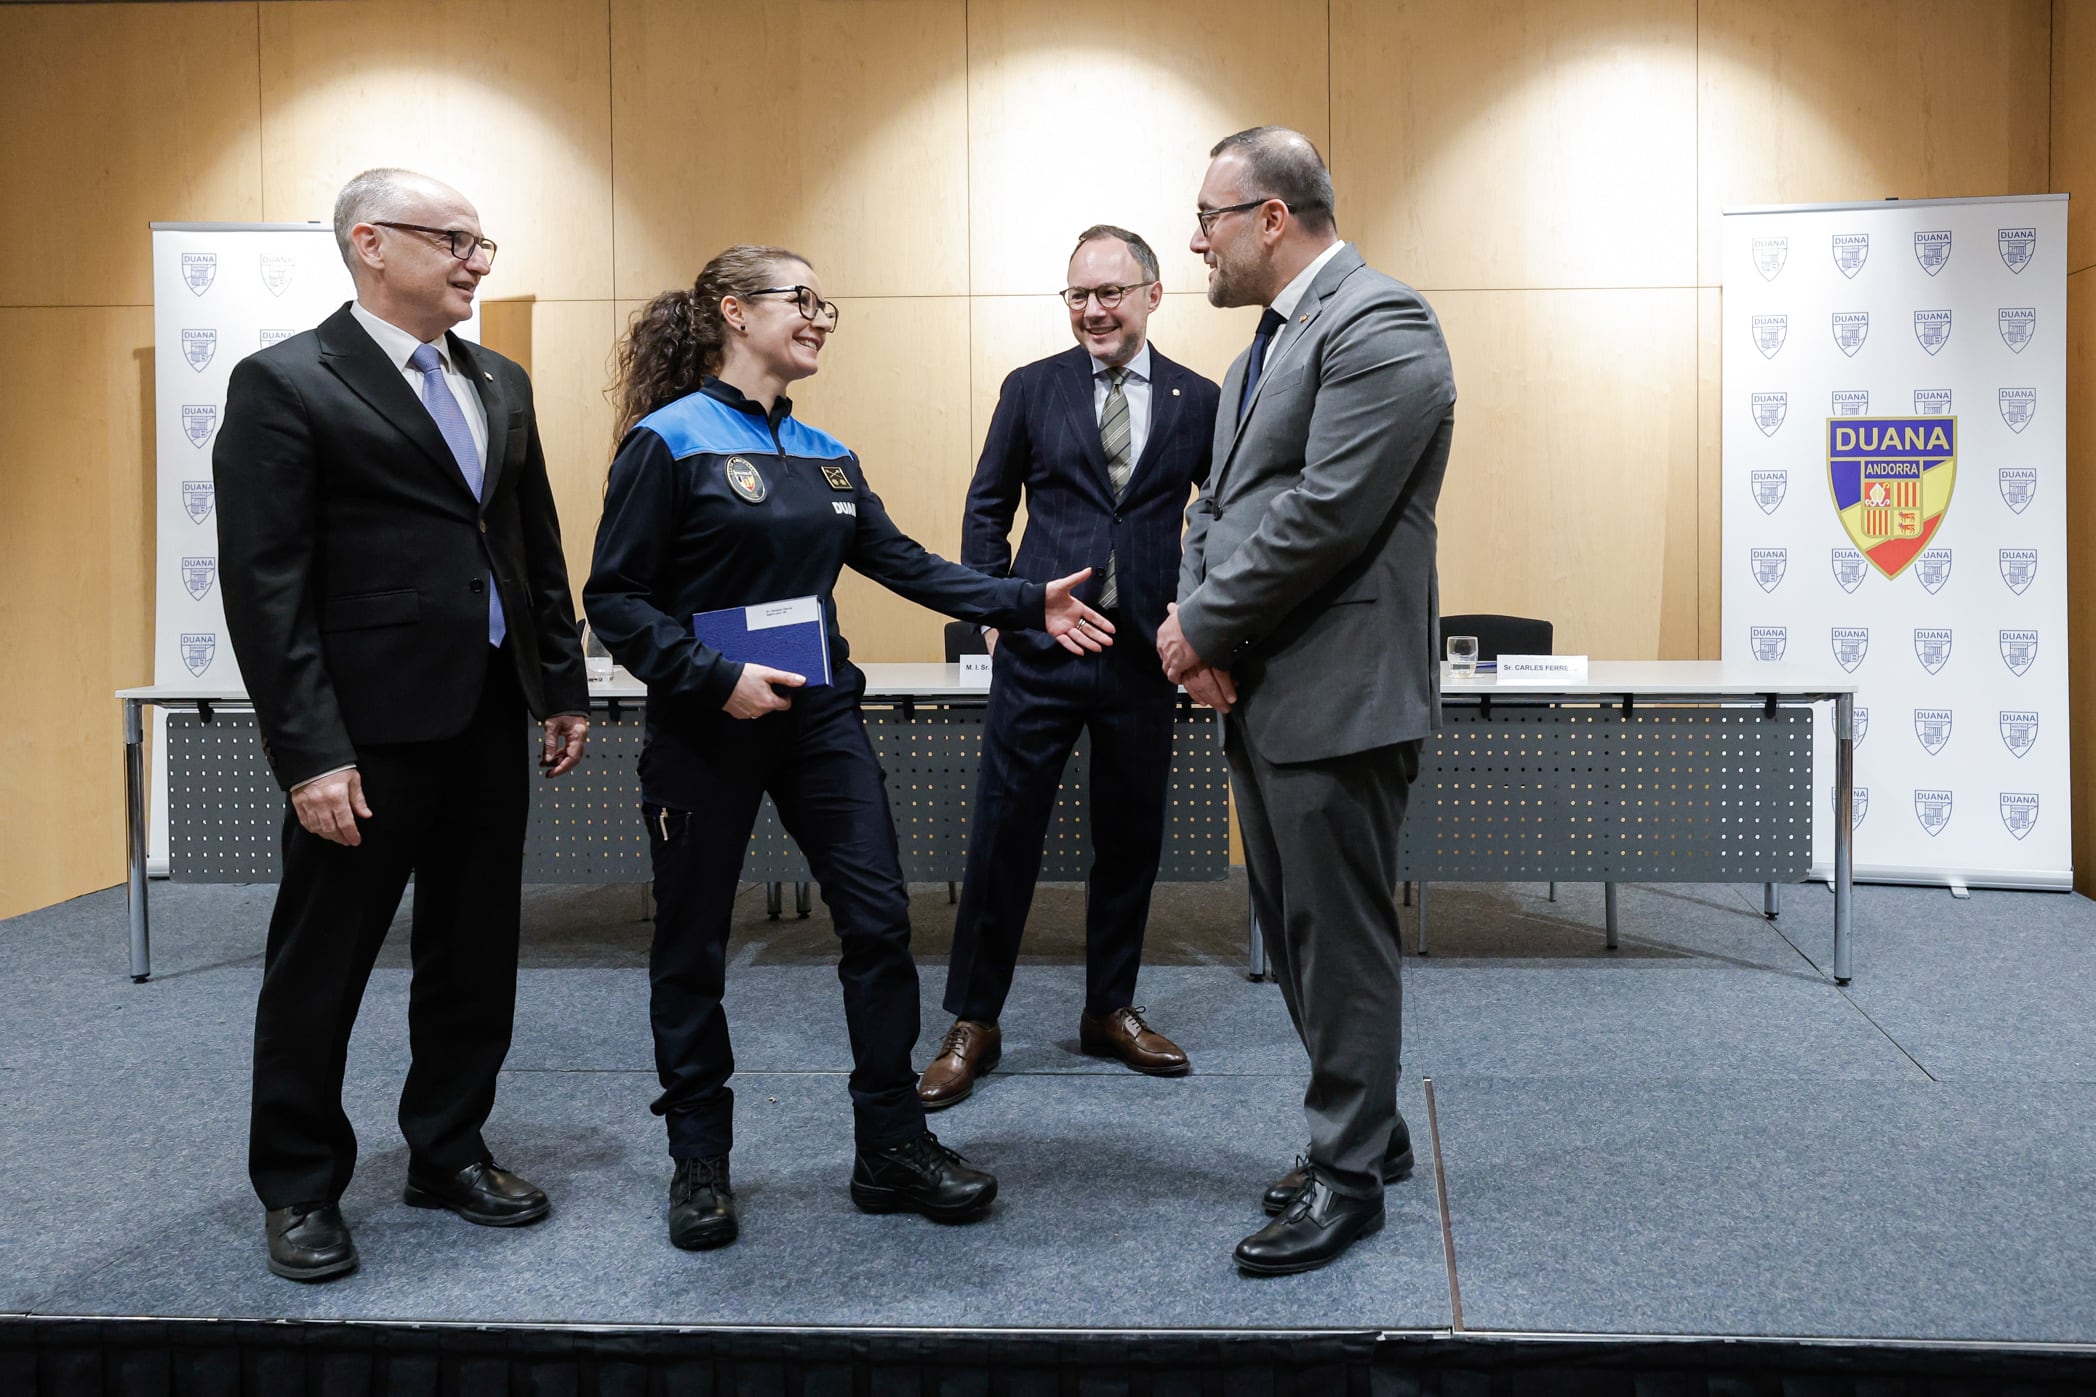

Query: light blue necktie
[409,343,505,647]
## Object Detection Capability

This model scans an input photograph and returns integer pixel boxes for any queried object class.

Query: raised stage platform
[4,873,2095,1391]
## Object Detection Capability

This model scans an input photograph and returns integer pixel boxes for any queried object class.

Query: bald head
[333,167,488,342]
[332,168,465,272]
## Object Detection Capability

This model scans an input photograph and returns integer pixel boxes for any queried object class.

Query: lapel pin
[1172,387,1181,396]
[1298,314,1310,324]
[483,371,494,381]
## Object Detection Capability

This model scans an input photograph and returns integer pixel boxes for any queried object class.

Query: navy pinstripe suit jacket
[962,344,1220,653]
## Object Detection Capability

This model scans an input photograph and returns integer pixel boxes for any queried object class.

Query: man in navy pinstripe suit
[918,226,1222,1109]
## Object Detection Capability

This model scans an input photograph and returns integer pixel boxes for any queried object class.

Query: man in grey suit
[1157,126,1456,1275]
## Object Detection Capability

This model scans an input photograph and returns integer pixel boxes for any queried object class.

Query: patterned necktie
[1237,307,1286,424]
[1099,366,1132,608]
[408,342,506,647]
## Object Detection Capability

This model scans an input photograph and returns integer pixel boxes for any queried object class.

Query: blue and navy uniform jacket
[585,378,1046,783]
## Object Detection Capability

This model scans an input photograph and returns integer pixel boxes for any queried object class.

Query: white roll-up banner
[1721,195,2069,889]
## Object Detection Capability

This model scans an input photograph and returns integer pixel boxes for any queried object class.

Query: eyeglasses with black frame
[1059,280,1156,310]
[747,285,842,331]
[372,221,498,268]
[1193,197,1296,238]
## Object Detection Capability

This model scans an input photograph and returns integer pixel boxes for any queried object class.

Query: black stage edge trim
[9,1317,2096,1396]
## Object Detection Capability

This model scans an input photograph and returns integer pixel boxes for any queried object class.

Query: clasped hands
[1156,602,1235,714]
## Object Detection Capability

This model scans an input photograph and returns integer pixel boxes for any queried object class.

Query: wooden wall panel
[966,0,1329,298]
[1431,288,1700,660]
[480,299,622,603]
[2066,268,2094,896]
[1333,0,1698,291]
[257,0,614,302]
[2054,0,2096,274]
[610,0,969,301]
[0,307,154,921]
[1697,0,2050,287]
[0,4,262,308]
[789,298,975,662]
[1696,286,1722,657]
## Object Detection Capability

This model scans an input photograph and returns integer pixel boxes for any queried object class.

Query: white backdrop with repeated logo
[148,223,477,869]
[1721,195,2068,889]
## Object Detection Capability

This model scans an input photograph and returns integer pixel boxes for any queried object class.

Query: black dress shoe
[266,1203,358,1282]
[849,1130,997,1222]
[1262,1117,1415,1214]
[1235,1174,1385,1275]
[404,1159,550,1226]
[668,1154,738,1250]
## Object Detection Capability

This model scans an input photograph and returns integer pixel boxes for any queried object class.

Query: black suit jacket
[214,302,588,790]
[962,344,1219,652]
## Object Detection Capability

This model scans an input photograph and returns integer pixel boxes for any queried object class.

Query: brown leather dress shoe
[1078,1005,1190,1076]
[917,1019,1001,1109]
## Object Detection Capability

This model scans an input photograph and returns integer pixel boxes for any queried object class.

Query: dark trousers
[249,648,528,1210]
[644,678,924,1159]
[942,630,1176,1022]
[1227,720,1421,1203]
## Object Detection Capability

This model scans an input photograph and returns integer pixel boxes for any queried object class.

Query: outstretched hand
[1043,568,1116,655]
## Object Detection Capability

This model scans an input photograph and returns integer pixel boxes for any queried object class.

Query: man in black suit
[214,168,590,1282]
[918,226,1221,1109]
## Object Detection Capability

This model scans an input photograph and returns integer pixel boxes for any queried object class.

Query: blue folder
[692,595,832,687]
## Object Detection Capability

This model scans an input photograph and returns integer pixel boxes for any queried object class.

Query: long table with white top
[1378,661,1857,981]
[118,659,1858,986]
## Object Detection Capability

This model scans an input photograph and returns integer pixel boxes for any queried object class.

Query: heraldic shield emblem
[179,631,217,677]
[180,252,216,296]
[2000,793,2039,840]
[1999,227,2035,273]
[1914,789,1953,836]
[1827,417,1955,581]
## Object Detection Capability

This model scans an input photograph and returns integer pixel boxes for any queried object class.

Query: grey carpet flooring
[3,872,2094,1340]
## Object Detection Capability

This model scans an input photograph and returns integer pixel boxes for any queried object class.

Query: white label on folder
[1498,654,1588,681]
[958,654,992,687]
[746,596,820,630]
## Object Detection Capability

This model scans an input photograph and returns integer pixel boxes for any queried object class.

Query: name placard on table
[1495,654,1589,681]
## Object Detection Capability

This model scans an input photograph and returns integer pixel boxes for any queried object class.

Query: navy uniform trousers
[643,673,924,1160]
[942,629,1176,1022]
[249,646,528,1210]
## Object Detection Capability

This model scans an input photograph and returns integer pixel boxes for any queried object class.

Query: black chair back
[1436,614,1553,663]
[944,620,989,662]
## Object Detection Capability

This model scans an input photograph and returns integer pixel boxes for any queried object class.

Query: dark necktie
[1098,367,1132,607]
[408,342,505,647]
[1236,307,1286,424]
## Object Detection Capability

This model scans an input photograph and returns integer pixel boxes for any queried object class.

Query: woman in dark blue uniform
[586,245,1113,1251]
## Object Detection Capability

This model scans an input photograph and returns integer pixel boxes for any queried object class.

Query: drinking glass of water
[1446,635,1479,678]
[583,623,614,683]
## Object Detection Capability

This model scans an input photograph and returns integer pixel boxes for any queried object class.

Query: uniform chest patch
[821,464,853,491]
[724,456,767,503]
[832,501,857,516]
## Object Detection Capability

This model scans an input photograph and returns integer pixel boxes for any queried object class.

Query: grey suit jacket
[1175,244,1456,764]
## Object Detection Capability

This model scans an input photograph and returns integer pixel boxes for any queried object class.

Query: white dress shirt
[350,300,489,466]
[1265,239,1349,364]
[1090,339,1153,474]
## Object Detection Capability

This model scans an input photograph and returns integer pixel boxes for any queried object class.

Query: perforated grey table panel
[1396,705,1813,881]
[163,703,1232,885]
